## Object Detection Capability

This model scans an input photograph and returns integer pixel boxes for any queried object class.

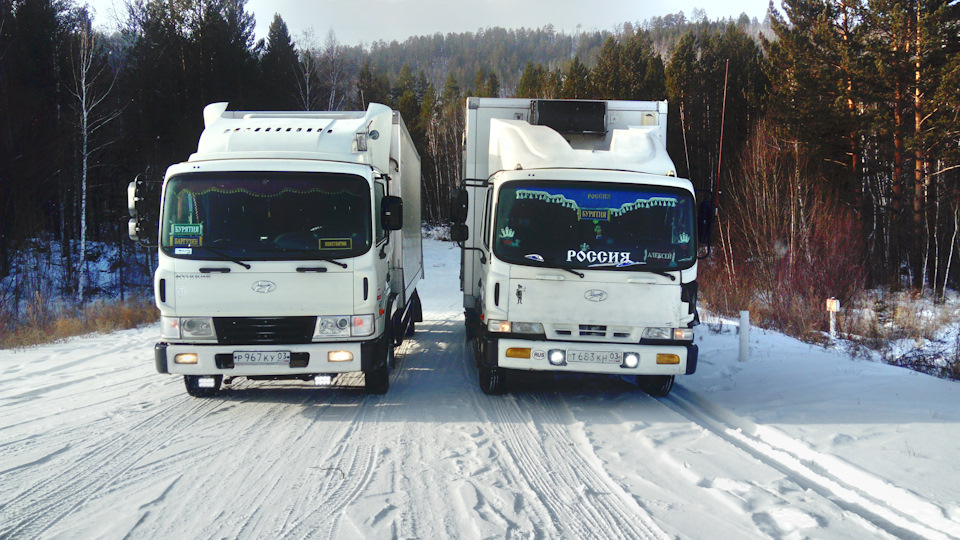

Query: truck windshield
[160,171,371,261]
[493,181,696,271]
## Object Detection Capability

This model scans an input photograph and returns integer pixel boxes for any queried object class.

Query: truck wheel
[184,375,222,398]
[479,366,507,395]
[637,375,674,397]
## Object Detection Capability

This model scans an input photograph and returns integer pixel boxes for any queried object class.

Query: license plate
[233,351,291,364]
[567,350,623,364]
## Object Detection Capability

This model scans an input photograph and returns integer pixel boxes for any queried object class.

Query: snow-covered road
[3,239,960,539]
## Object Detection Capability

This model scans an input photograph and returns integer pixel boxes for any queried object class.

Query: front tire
[637,375,674,397]
[479,366,507,395]
[184,375,222,398]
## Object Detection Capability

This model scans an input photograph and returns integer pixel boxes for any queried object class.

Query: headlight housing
[487,320,544,334]
[642,327,693,341]
[161,316,216,340]
[314,314,375,338]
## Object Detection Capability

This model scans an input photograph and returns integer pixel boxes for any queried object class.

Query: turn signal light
[505,348,531,359]
[656,354,680,365]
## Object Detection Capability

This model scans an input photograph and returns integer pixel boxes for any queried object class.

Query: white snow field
[2,238,960,539]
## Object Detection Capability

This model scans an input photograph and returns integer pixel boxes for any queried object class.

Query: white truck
[450,98,708,396]
[128,102,423,396]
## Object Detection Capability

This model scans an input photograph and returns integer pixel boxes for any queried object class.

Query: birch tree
[68,21,120,305]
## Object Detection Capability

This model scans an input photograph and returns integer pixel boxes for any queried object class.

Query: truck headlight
[315,316,351,338]
[314,315,375,338]
[162,316,216,340]
[511,322,544,334]
[487,320,543,334]
[181,317,216,339]
[642,327,693,341]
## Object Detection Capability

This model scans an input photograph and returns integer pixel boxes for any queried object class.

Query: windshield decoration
[160,172,372,262]
[320,238,352,250]
[170,223,203,247]
[495,182,696,272]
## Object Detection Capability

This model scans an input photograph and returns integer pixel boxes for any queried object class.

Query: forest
[1,0,958,342]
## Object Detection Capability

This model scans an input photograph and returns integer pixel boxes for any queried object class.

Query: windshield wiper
[524,253,585,279]
[611,260,677,281]
[196,245,251,269]
[266,247,349,268]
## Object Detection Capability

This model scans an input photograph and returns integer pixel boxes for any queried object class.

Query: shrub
[0,297,158,349]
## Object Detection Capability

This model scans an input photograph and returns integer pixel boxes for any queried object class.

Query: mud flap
[155,342,169,374]
[686,343,699,375]
[360,332,391,371]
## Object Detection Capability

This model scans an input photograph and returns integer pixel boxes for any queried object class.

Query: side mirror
[382,195,403,230]
[127,181,139,217]
[127,174,161,245]
[698,200,714,246]
[450,223,469,243]
[128,181,142,241]
[450,188,468,224]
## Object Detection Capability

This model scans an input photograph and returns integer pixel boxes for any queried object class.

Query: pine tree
[259,14,299,109]
[560,56,592,99]
[592,38,624,99]
[515,62,545,98]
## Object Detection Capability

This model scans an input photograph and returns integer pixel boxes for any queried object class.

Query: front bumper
[483,336,698,376]
[155,335,386,376]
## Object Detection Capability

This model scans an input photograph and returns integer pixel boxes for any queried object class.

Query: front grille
[214,317,316,345]
[579,324,607,337]
[548,324,637,342]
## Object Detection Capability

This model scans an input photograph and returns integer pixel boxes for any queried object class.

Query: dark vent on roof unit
[530,100,607,134]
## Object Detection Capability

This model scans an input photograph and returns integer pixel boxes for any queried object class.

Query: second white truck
[451,98,708,396]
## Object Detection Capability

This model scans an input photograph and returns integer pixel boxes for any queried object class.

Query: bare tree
[321,29,349,111]
[294,29,321,110]
[68,23,120,305]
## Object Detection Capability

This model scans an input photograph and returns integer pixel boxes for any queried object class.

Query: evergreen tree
[356,61,390,108]
[259,14,298,109]
[515,62,546,98]
[560,56,591,98]
[592,38,624,99]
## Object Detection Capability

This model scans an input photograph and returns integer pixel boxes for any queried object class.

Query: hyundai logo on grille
[584,289,608,302]
[252,280,277,293]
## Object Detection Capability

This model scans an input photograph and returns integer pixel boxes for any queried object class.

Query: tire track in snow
[274,340,413,539]
[0,391,225,539]
[470,376,671,539]
[388,316,553,539]
[662,386,960,540]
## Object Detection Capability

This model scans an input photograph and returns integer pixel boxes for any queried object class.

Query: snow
[2,238,960,539]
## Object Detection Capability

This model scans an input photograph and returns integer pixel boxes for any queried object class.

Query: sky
[87,0,778,46]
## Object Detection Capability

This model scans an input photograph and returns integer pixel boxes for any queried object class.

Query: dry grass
[839,290,958,344]
[0,297,158,349]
